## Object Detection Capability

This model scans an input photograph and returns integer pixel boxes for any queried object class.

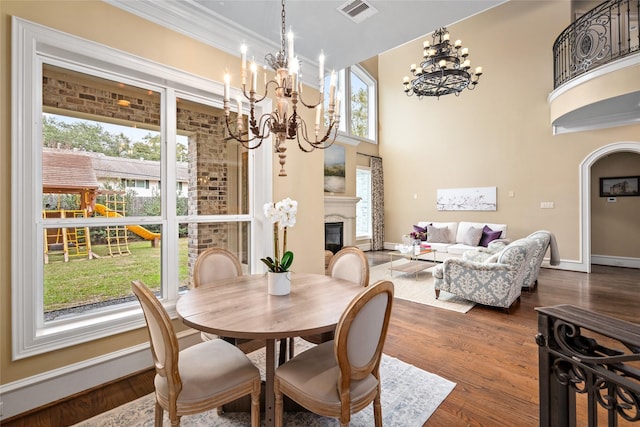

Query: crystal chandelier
[402,27,483,99]
[223,0,340,177]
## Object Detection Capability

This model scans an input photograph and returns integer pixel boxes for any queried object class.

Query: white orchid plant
[261,197,298,272]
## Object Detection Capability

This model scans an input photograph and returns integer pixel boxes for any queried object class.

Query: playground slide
[93,204,161,241]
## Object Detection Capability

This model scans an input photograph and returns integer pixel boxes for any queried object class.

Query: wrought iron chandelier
[403,27,483,99]
[223,0,340,177]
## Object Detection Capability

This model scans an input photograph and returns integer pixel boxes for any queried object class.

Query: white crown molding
[104,0,323,88]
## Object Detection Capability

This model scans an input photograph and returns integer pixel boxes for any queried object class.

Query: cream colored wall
[1,0,323,384]
[378,0,640,261]
[591,152,640,257]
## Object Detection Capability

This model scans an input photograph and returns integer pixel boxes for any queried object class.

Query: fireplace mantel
[324,196,361,247]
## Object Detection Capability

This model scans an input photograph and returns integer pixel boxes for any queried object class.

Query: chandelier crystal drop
[223,0,340,177]
[403,27,483,99]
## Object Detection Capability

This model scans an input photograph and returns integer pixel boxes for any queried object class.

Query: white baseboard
[591,254,640,269]
[357,242,371,251]
[0,330,200,421]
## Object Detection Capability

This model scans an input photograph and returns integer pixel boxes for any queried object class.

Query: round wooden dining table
[175,272,365,427]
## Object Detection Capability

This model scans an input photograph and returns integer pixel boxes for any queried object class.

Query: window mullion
[164,88,178,301]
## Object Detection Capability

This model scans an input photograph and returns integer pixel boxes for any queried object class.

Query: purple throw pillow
[413,224,427,234]
[479,225,502,247]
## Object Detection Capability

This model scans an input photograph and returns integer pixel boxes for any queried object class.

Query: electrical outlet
[540,202,554,209]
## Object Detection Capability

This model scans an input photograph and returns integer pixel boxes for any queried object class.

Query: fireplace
[324,196,360,252]
[325,222,344,254]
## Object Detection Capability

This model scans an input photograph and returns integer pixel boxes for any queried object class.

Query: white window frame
[355,166,373,240]
[11,17,272,360]
[334,65,377,146]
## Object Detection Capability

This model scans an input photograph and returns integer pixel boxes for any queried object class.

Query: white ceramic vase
[267,271,291,296]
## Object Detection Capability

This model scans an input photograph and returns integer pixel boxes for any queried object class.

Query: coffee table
[388,249,437,279]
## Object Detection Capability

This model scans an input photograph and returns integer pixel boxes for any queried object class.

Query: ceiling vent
[338,0,378,23]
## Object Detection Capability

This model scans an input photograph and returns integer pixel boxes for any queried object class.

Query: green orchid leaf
[260,257,276,271]
[280,251,294,271]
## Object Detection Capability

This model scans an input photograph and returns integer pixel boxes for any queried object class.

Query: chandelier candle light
[223,0,341,177]
[403,27,483,99]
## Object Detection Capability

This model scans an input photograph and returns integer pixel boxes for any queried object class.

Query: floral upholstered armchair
[432,239,532,312]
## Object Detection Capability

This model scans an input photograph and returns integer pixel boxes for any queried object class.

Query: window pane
[177,98,248,215]
[178,221,251,290]
[43,64,162,216]
[42,64,163,321]
[350,70,369,139]
[356,168,372,237]
[43,225,162,321]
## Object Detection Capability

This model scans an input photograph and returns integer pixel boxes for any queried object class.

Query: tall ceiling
[107,0,504,73]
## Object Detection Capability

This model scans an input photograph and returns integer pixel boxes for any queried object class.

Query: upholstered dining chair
[131,280,261,427]
[193,247,243,288]
[298,246,370,347]
[274,279,394,427]
[193,247,243,342]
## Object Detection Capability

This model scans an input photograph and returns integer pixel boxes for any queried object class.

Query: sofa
[432,237,534,312]
[459,230,559,291]
[413,221,508,262]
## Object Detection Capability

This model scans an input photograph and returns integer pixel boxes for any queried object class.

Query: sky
[45,113,188,146]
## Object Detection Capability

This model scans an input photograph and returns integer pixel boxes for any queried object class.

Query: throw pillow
[462,226,483,246]
[479,225,503,247]
[413,224,428,234]
[411,224,428,241]
[426,225,450,243]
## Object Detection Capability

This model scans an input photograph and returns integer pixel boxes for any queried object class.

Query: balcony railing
[536,305,640,426]
[553,0,640,88]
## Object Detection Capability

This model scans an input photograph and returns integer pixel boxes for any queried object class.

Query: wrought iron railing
[536,305,640,426]
[553,0,640,88]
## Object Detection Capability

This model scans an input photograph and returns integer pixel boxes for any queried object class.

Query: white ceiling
[106,0,504,72]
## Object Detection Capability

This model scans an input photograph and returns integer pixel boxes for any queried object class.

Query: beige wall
[1,0,323,385]
[591,152,640,257]
[378,0,640,261]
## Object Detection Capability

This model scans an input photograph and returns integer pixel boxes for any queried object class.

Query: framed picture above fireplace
[324,144,345,193]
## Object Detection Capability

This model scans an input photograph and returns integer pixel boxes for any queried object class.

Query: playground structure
[42,149,161,262]
[94,192,161,256]
[43,209,94,264]
[43,193,162,262]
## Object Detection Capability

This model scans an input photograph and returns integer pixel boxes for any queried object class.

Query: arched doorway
[580,141,640,273]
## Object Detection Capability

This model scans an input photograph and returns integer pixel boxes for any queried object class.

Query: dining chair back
[193,247,243,288]
[300,246,370,348]
[193,247,243,342]
[327,246,370,287]
[274,279,394,427]
[131,280,261,427]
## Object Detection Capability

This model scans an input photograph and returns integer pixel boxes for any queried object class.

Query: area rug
[369,260,475,313]
[75,340,456,427]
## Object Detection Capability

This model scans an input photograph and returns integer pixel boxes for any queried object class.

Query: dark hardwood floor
[4,254,639,426]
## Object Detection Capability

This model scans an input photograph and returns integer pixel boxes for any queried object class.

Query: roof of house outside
[42,148,188,188]
[42,150,99,190]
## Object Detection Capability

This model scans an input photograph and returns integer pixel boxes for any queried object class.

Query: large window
[12,18,271,359]
[324,65,377,145]
[356,167,372,239]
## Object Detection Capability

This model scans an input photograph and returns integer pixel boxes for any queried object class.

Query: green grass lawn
[44,238,188,312]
